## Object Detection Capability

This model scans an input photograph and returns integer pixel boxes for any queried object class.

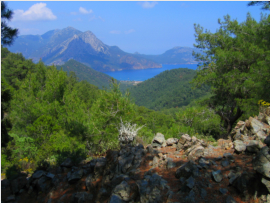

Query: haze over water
[104,64,198,81]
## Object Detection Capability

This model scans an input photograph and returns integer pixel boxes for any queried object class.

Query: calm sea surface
[104,64,198,81]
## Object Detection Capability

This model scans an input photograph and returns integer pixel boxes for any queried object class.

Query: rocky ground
[2,112,270,203]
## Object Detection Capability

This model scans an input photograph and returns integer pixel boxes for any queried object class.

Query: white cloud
[110,30,121,34]
[138,1,158,9]
[13,3,57,21]
[79,7,93,14]
[125,29,135,34]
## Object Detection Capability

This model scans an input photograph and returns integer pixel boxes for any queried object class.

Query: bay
[104,64,198,81]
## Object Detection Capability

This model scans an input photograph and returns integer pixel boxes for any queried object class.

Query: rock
[85,174,96,192]
[253,146,270,178]
[37,176,51,192]
[221,159,230,167]
[198,157,210,168]
[233,140,246,153]
[178,134,192,145]
[5,195,16,202]
[109,194,126,203]
[61,158,73,168]
[266,115,270,125]
[71,192,93,203]
[186,176,195,189]
[94,157,107,179]
[11,176,27,194]
[151,143,161,148]
[113,181,131,201]
[146,145,153,154]
[152,156,159,166]
[212,170,223,182]
[226,195,237,203]
[187,145,204,161]
[152,133,165,145]
[200,188,207,199]
[32,170,46,179]
[166,138,178,146]
[228,171,240,185]
[1,179,10,189]
[68,169,83,183]
[223,153,234,160]
[265,135,270,147]
[232,172,252,194]
[219,188,228,194]
[262,177,270,193]
[175,161,196,179]
[255,130,267,139]
[167,158,176,169]
[246,140,262,153]
[118,154,134,173]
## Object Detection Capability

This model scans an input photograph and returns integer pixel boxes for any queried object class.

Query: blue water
[104,64,198,81]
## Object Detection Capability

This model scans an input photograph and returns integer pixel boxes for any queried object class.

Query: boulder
[233,140,246,153]
[152,133,165,145]
[246,140,262,153]
[265,135,270,147]
[212,170,223,182]
[61,158,73,168]
[187,146,204,161]
[175,161,196,179]
[178,134,192,145]
[68,169,84,183]
[71,192,94,203]
[112,181,131,201]
[166,138,178,146]
[253,146,270,178]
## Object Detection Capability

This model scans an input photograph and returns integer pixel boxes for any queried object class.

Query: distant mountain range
[7,27,198,72]
[136,47,198,64]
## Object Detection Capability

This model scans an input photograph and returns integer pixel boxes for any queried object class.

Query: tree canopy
[192,13,270,136]
[1,1,18,46]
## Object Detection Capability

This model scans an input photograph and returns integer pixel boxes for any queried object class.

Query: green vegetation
[1,1,18,46]
[1,46,223,178]
[1,4,268,181]
[56,59,133,91]
[129,68,210,111]
[192,13,270,135]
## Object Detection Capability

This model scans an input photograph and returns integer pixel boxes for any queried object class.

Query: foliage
[1,2,18,46]
[88,79,136,151]
[129,68,210,111]
[192,13,270,135]
[248,1,270,10]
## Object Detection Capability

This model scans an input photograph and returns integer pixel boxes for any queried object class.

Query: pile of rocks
[151,133,208,161]
[253,135,270,202]
[229,115,270,154]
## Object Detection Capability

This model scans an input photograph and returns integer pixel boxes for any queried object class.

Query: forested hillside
[129,68,210,110]
[55,59,132,91]
[2,46,222,178]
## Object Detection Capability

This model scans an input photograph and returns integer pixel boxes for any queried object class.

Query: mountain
[56,59,133,90]
[128,68,210,111]
[136,47,198,64]
[7,27,161,72]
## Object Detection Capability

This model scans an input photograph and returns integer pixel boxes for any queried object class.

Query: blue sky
[6,1,268,55]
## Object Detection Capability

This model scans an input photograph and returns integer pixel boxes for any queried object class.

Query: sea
[104,64,198,81]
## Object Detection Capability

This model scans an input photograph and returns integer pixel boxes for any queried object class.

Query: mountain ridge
[7,27,162,72]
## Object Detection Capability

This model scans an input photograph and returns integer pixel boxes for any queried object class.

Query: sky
[5,1,269,55]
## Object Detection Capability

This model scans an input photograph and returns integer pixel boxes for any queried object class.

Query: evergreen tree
[192,13,270,136]
[1,1,18,45]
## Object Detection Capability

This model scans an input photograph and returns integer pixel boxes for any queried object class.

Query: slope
[128,68,210,110]
[56,59,132,90]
